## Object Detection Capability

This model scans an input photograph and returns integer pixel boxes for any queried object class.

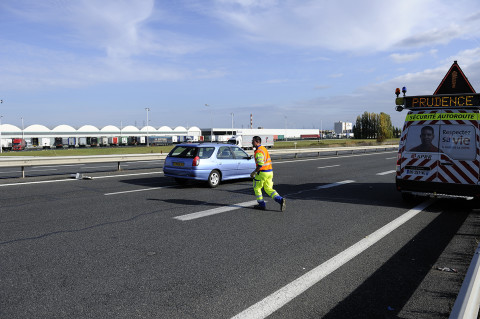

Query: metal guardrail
[449,242,480,319]
[0,144,399,178]
[268,144,398,158]
[0,154,167,178]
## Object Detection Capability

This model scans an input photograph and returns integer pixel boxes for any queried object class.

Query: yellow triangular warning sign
[434,61,476,94]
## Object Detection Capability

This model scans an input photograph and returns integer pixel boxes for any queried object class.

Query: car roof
[175,142,232,147]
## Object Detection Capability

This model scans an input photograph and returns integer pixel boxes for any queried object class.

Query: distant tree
[377,112,393,142]
[353,111,399,140]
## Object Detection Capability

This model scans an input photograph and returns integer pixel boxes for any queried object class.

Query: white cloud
[390,52,423,63]
[211,0,480,52]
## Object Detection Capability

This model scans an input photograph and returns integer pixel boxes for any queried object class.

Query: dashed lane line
[377,170,396,175]
[174,200,259,221]
[316,180,355,189]
[231,199,436,319]
[175,180,356,221]
[317,165,340,169]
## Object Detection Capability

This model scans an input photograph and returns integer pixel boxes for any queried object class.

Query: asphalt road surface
[1,150,479,318]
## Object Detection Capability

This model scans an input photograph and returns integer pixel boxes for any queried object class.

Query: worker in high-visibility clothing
[250,136,286,211]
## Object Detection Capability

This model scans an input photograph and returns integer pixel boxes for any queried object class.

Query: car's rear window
[168,146,198,158]
[198,147,215,159]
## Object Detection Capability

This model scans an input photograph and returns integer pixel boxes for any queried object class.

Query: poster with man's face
[406,125,440,152]
[405,124,476,159]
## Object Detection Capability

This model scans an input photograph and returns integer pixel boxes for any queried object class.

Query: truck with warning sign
[395,61,480,202]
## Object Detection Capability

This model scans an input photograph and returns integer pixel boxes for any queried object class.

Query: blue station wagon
[163,143,256,187]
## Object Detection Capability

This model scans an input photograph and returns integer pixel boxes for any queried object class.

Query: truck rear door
[435,109,479,186]
[399,110,441,183]
[399,109,479,188]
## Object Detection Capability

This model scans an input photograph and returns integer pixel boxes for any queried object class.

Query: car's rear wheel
[208,170,221,188]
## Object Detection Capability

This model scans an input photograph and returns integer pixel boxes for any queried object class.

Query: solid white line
[105,186,172,196]
[93,172,163,179]
[385,157,397,160]
[175,200,259,221]
[231,199,435,319]
[317,165,340,169]
[377,170,396,175]
[0,172,163,187]
[315,180,354,189]
[0,179,77,186]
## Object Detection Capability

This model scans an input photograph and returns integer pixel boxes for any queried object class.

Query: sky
[1,0,480,131]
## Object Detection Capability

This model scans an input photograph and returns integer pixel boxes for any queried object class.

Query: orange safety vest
[254,145,273,172]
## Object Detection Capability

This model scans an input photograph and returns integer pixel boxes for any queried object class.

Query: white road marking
[385,157,397,160]
[176,180,356,221]
[317,165,340,169]
[0,179,77,186]
[0,172,163,187]
[175,200,258,221]
[94,172,163,179]
[231,199,435,319]
[377,170,396,175]
[105,186,172,196]
[315,180,354,189]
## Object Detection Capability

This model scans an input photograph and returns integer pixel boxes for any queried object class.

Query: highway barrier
[0,144,398,178]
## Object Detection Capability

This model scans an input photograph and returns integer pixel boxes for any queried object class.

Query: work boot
[280,198,286,211]
[253,201,266,210]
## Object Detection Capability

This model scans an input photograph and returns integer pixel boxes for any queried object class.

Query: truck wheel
[208,170,221,188]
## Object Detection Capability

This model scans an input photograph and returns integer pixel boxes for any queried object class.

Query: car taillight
[396,153,401,172]
[193,156,200,166]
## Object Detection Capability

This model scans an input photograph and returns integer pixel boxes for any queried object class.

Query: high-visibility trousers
[253,171,279,202]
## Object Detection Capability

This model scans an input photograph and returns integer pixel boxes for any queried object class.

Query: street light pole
[21,117,24,139]
[231,112,234,135]
[145,108,150,147]
[205,104,213,141]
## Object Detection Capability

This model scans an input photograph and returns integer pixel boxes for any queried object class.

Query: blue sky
[1,0,480,131]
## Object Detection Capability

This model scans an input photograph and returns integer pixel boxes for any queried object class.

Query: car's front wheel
[208,170,221,188]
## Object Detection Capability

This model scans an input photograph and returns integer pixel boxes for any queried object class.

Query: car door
[216,146,237,179]
[231,146,255,176]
